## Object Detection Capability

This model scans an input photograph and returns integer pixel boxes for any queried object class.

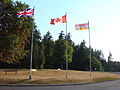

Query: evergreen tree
[66,33,75,46]
[71,40,89,70]
[93,50,107,71]
[37,42,45,69]
[53,31,73,69]
[18,30,45,69]
[71,40,104,71]
[59,31,65,40]
[108,52,113,71]
[42,31,54,68]
[91,56,104,71]
[53,39,66,69]
[32,30,45,69]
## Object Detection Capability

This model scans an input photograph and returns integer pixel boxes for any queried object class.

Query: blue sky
[13,0,120,61]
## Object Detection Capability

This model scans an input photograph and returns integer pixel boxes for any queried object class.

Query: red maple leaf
[55,18,61,23]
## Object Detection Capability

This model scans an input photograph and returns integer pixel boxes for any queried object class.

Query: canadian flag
[50,15,66,25]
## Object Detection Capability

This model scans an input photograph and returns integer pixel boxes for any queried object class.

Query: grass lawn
[0,69,120,85]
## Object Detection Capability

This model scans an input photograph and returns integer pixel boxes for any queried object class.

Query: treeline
[1,0,120,72]
[1,30,120,72]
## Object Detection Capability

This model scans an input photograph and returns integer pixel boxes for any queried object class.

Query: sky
[13,0,120,61]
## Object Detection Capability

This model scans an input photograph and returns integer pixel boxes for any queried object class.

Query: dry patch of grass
[0,69,120,85]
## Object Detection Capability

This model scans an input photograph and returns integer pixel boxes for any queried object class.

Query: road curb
[0,83,91,87]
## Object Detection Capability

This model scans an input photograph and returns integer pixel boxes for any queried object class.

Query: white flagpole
[65,13,68,79]
[88,21,92,77]
[29,7,35,80]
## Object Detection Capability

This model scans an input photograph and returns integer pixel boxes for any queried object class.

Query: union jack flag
[17,8,34,18]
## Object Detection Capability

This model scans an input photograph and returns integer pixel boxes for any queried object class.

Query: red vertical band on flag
[62,15,66,23]
[50,19,55,25]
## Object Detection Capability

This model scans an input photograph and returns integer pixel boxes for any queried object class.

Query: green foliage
[71,40,89,70]
[53,38,73,69]
[107,52,113,71]
[93,50,108,71]
[33,30,45,69]
[59,31,65,40]
[53,39,66,68]
[71,40,104,71]
[0,0,33,63]
[37,42,45,69]
[68,45,73,63]
[66,33,75,46]
[42,31,54,68]
[91,56,104,71]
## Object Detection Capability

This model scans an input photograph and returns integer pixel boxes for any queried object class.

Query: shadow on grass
[27,80,50,85]
[8,79,30,84]
[7,79,49,85]
[8,79,64,85]
[0,78,87,85]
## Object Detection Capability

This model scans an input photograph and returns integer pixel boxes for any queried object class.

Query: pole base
[90,73,92,77]
[29,75,32,80]
[66,74,68,79]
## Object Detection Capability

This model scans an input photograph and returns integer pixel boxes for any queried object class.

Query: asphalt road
[1,79,120,90]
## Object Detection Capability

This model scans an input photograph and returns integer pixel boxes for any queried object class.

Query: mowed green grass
[0,69,120,85]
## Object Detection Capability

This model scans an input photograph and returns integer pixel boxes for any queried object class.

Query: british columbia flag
[17,8,34,18]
